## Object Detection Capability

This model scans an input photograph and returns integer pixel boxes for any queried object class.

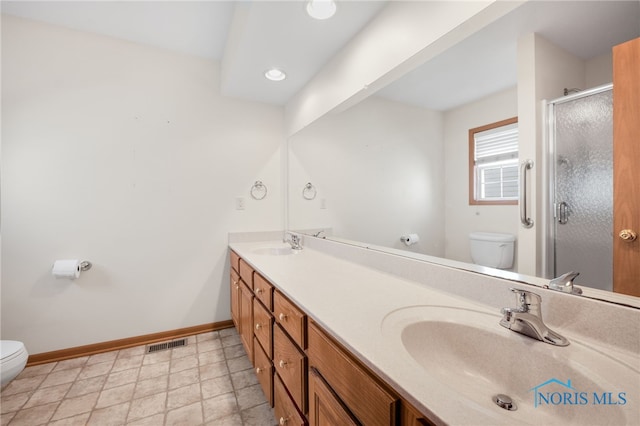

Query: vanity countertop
[228,240,640,426]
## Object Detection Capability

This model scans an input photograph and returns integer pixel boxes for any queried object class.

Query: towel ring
[302,182,317,200]
[250,181,267,200]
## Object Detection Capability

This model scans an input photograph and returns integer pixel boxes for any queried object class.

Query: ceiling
[1,0,387,106]
[2,1,639,111]
[377,0,640,111]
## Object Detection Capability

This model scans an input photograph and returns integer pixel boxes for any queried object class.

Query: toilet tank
[469,232,516,269]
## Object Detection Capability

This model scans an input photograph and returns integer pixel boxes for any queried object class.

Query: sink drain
[492,394,517,411]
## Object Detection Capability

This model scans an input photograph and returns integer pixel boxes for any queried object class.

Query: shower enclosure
[546,84,613,291]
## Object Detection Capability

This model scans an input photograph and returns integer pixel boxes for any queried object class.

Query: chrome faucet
[499,288,569,346]
[549,271,582,295]
[285,232,303,250]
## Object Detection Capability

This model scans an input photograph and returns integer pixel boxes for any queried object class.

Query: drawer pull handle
[279,360,288,368]
[255,367,262,374]
[279,313,287,321]
[255,323,262,330]
[279,417,288,425]
[256,288,263,294]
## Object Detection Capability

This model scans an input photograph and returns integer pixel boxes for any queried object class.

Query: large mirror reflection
[288,1,640,303]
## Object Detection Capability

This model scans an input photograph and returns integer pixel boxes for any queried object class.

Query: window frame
[468,117,519,206]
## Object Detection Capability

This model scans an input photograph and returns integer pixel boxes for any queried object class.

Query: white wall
[289,96,445,256]
[586,52,613,88]
[1,16,284,354]
[443,87,519,265]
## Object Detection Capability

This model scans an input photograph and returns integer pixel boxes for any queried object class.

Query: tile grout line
[204,332,229,425]
[56,348,112,423]
[224,337,244,424]
[2,330,273,426]
[93,350,119,424]
[123,347,141,426]
[196,334,206,426]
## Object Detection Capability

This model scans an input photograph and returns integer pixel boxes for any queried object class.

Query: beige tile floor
[0,328,277,425]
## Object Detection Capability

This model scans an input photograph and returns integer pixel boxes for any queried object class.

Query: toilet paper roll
[52,259,81,279]
[401,233,420,246]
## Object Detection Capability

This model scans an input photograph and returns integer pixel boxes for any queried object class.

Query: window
[469,117,518,205]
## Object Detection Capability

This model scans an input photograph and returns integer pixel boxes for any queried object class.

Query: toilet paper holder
[400,234,420,246]
[52,259,92,280]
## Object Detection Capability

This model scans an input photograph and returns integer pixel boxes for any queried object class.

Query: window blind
[474,123,518,165]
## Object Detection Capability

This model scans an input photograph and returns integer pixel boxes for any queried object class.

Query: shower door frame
[544,83,614,284]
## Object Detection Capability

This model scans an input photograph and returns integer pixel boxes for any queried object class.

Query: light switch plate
[235,197,246,210]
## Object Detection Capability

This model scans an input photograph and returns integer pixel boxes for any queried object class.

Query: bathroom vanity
[230,248,427,425]
[228,234,640,425]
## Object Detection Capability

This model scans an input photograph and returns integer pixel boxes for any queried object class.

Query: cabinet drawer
[274,373,307,426]
[239,258,254,289]
[253,273,273,310]
[253,297,273,358]
[308,321,398,426]
[230,268,240,287]
[274,324,307,413]
[230,250,240,273]
[253,337,273,407]
[274,291,306,349]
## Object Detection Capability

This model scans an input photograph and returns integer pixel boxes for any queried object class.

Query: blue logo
[530,378,627,408]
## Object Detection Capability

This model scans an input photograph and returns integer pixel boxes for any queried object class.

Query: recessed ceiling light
[306,0,337,20]
[264,68,286,81]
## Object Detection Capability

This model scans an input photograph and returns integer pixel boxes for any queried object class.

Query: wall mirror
[288,0,640,307]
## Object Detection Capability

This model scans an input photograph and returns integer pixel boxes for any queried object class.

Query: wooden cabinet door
[254,337,274,407]
[613,37,640,297]
[308,321,398,426]
[274,324,307,413]
[400,403,436,426]
[239,283,254,364]
[274,374,306,426]
[309,368,359,426]
[230,269,240,329]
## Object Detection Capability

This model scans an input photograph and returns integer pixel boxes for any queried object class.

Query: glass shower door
[552,88,613,291]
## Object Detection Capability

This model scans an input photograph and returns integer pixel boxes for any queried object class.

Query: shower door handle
[557,201,569,224]
[520,160,534,228]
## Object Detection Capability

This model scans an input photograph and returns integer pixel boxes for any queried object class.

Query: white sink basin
[381,305,639,425]
[251,245,293,256]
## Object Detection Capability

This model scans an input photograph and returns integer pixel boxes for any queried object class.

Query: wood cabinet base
[274,374,307,426]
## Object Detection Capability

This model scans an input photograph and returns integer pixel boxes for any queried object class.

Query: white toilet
[1,340,29,387]
[469,232,516,269]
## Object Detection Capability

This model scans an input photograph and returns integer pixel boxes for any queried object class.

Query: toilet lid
[1,340,25,360]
